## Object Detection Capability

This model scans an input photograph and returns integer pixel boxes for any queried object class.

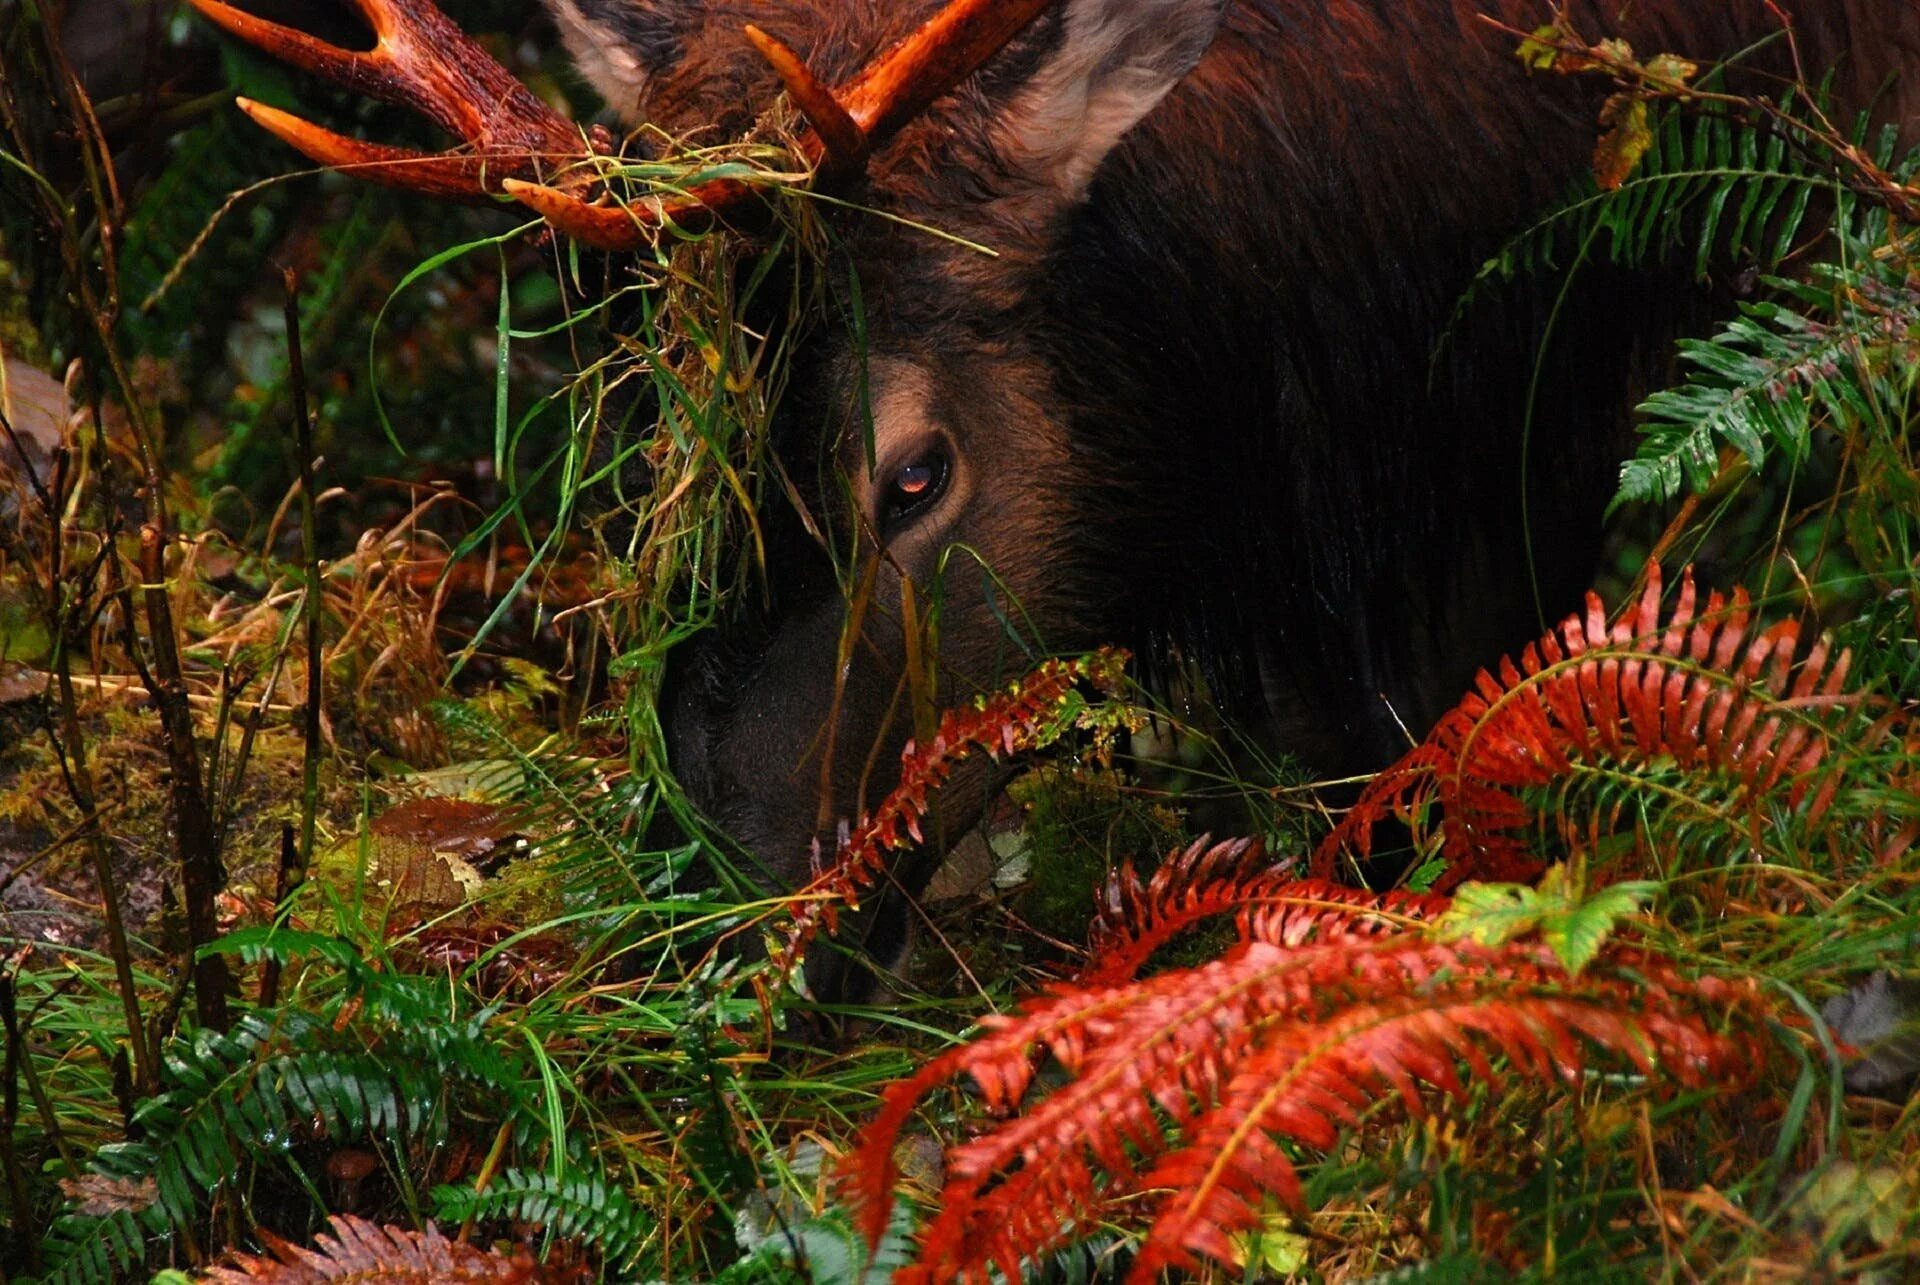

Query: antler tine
[742,0,1057,181]
[186,0,591,197]
[838,0,1057,148]
[235,98,510,198]
[186,0,387,90]
[742,25,868,175]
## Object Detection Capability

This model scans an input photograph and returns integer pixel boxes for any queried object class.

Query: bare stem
[284,267,324,887]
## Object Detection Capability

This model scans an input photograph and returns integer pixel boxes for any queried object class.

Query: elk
[188,0,1917,988]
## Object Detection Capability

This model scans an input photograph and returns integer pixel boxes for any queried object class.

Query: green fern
[1449,93,1919,509]
[1453,97,1849,325]
[128,1013,441,1228]
[42,981,531,1258]
[1618,253,1920,505]
[31,1209,147,1285]
[432,1167,652,1269]
[716,1202,919,1285]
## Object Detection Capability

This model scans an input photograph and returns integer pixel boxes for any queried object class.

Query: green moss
[1006,764,1186,941]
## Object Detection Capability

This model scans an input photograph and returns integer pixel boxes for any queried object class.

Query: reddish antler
[191,0,1058,249]
[184,0,600,199]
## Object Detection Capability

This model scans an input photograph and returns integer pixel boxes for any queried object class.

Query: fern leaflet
[432,1168,652,1270]
[197,1213,544,1283]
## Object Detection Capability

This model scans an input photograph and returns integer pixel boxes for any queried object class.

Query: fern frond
[774,647,1132,973]
[1618,260,1920,504]
[716,1202,918,1285]
[1312,563,1872,889]
[136,1020,430,1229]
[1082,836,1447,987]
[198,1213,544,1283]
[848,903,1770,1284]
[1130,982,1733,1280]
[431,1168,651,1269]
[1453,100,1847,324]
[96,999,527,1240]
[34,1209,147,1285]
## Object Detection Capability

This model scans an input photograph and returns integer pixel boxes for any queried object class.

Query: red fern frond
[1129,972,1752,1278]
[1312,562,1861,889]
[1081,835,1449,986]
[198,1214,556,1283]
[847,881,1772,1283]
[774,648,1131,975]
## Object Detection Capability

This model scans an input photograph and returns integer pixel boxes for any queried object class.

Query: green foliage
[1434,865,1658,974]
[51,989,523,1246]
[5,5,1920,1282]
[1620,191,1918,505]
[718,1201,919,1285]
[431,1168,651,1269]
[1005,765,1187,943]
[33,1211,146,1285]
[1455,97,1834,322]
[1456,92,1919,512]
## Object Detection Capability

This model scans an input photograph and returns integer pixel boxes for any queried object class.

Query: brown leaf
[1593,93,1653,189]
[370,798,523,862]
[0,662,49,705]
[59,1173,157,1217]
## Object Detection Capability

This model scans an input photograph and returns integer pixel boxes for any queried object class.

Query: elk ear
[544,0,694,124]
[995,0,1227,199]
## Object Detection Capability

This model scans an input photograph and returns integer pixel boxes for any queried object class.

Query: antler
[184,0,601,199]
[191,0,1058,249]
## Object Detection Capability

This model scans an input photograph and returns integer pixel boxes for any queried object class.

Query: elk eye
[880,449,950,532]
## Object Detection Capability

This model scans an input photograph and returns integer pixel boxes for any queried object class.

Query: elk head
[190,0,1232,966]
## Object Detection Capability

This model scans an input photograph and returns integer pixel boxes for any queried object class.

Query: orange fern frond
[1129,973,1750,1278]
[1082,835,1448,986]
[774,648,1131,974]
[199,1214,557,1283]
[847,881,1772,1283]
[1312,562,1862,889]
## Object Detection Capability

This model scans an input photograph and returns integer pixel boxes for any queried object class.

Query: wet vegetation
[2,3,1919,1282]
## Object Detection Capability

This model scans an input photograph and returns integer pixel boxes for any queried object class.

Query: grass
[2,4,1919,1282]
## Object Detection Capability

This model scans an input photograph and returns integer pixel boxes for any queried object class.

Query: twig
[0,958,43,1273]
[284,267,323,891]
[23,382,154,1094]
[0,957,78,1181]
[133,520,232,1032]
[20,669,294,711]
[258,826,298,1008]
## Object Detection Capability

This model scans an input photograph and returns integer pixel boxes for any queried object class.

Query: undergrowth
[1,5,1917,1284]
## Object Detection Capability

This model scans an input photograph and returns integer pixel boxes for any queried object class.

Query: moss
[1006,763,1186,942]
[0,244,48,369]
